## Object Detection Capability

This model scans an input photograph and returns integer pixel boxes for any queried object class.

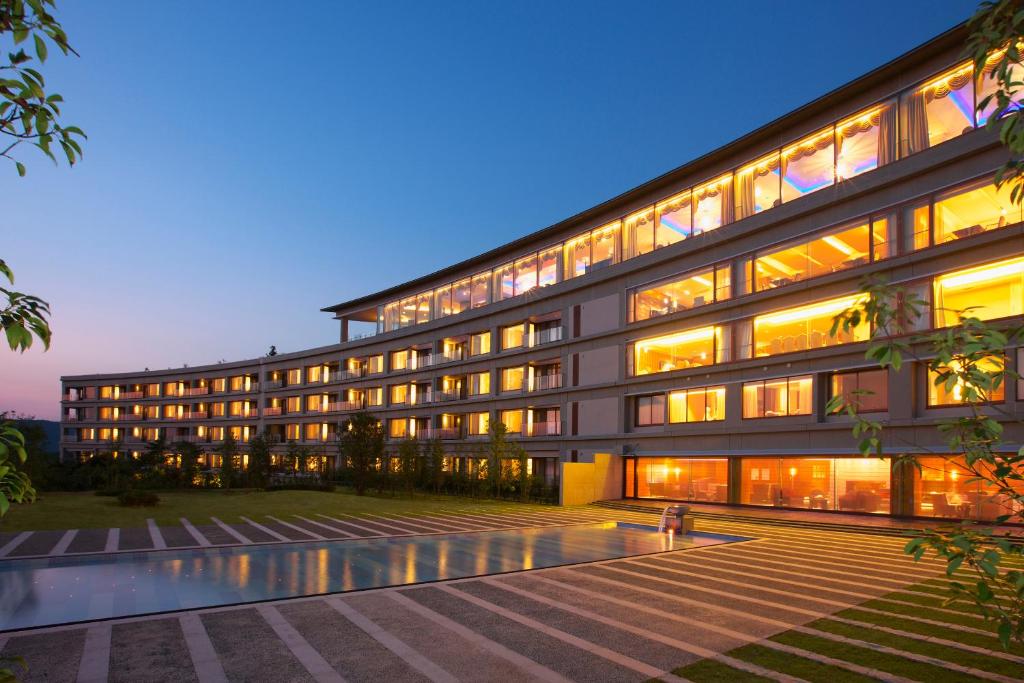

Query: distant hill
[15,419,60,455]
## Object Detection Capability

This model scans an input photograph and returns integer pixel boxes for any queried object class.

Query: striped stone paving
[1,507,1020,682]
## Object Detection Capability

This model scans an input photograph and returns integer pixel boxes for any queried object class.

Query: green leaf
[33,34,47,63]
[15,162,25,177]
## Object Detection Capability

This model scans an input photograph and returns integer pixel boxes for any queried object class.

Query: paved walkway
[0,507,1018,682]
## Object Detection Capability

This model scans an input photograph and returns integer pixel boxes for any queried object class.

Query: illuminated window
[933,256,1024,327]
[285,423,300,440]
[211,402,225,417]
[654,191,692,247]
[634,458,728,501]
[493,262,514,301]
[692,175,732,233]
[913,455,1023,520]
[902,63,975,154]
[625,207,655,259]
[471,272,490,308]
[536,246,559,287]
[434,285,452,318]
[390,350,409,371]
[735,153,781,220]
[304,423,321,441]
[501,367,524,393]
[390,384,409,405]
[286,368,302,385]
[399,296,416,327]
[367,355,384,374]
[469,371,490,396]
[933,180,1020,244]
[499,409,523,433]
[742,375,813,418]
[635,394,665,426]
[633,326,719,375]
[451,277,471,314]
[467,411,490,436]
[782,128,835,202]
[668,385,726,423]
[928,356,1005,406]
[564,221,620,279]
[632,265,726,322]
[470,331,491,356]
[514,253,538,295]
[755,222,870,291]
[977,49,1024,125]
[99,386,113,399]
[835,102,897,180]
[210,379,224,394]
[365,387,383,407]
[146,383,161,397]
[753,295,869,356]
[501,323,526,350]
[830,369,888,413]
[389,419,408,439]
[415,291,431,324]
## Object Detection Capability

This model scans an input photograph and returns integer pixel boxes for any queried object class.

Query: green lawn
[667,578,1022,683]
[0,489,563,531]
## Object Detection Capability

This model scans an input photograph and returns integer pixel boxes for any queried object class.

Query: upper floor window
[933,180,1020,245]
[755,219,886,292]
[782,127,835,202]
[631,263,731,322]
[470,331,491,356]
[668,385,726,423]
[753,294,869,357]
[286,368,302,385]
[285,396,301,413]
[367,355,384,374]
[633,326,721,375]
[146,383,161,397]
[365,387,383,407]
[901,63,974,155]
[467,411,490,436]
[211,378,226,393]
[743,375,813,418]
[836,101,897,181]
[928,356,1005,406]
[564,221,620,279]
[735,153,781,220]
[499,409,523,434]
[501,323,526,350]
[500,367,524,393]
[390,384,408,405]
[830,369,888,413]
[469,371,491,396]
[635,394,665,426]
[390,350,409,371]
[692,175,733,234]
[933,255,1024,327]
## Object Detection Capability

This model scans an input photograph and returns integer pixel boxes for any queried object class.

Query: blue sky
[0,0,979,419]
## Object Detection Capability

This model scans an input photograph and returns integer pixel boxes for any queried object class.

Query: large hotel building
[61,26,1024,521]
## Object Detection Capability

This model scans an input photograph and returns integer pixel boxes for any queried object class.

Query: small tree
[338,412,383,496]
[173,440,200,488]
[484,421,513,499]
[515,443,531,502]
[283,439,301,473]
[247,431,271,489]
[217,432,238,490]
[397,437,419,497]
[424,438,446,494]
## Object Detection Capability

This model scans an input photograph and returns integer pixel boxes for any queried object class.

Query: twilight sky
[0,0,978,420]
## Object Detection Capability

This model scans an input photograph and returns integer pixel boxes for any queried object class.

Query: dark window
[830,369,888,413]
[636,394,665,426]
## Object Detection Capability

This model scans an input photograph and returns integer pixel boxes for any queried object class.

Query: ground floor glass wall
[913,455,1023,520]
[634,458,728,502]
[739,457,891,514]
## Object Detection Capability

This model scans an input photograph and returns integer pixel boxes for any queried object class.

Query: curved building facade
[61,25,1024,519]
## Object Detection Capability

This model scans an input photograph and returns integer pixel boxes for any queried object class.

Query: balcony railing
[64,414,80,422]
[264,380,284,390]
[115,413,144,422]
[229,411,259,419]
[122,391,144,400]
[264,406,283,416]
[410,389,433,405]
[532,374,563,391]
[411,427,461,440]
[185,411,208,420]
[531,327,563,346]
[330,368,364,382]
[325,400,363,413]
[436,390,463,402]
[528,421,562,437]
[187,386,210,396]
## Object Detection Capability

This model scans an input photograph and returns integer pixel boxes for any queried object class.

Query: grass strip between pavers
[861,597,995,629]
[666,658,775,683]
[810,618,1023,678]
[769,630,991,682]
[687,643,876,683]
[840,607,1023,657]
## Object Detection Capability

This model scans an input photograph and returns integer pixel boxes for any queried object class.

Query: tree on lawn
[483,421,513,499]
[173,439,200,488]
[217,432,238,490]
[397,436,418,497]
[338,412,383,496]
[424,438,446,494]
[247,431,271,489]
